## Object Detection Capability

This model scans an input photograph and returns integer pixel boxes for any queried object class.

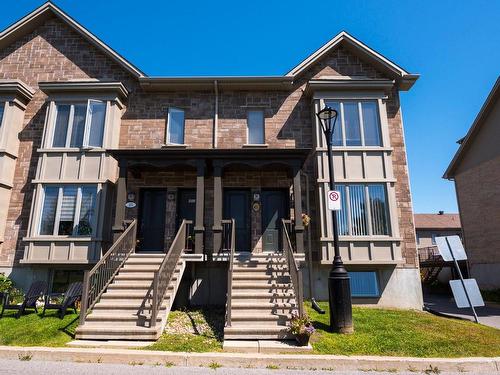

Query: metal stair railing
[150,219,192,327]
[282,219,304,317]
[79,219,137,325]
[223,219,236,327]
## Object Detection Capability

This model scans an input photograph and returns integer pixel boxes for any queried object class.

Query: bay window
[166,108,185,144]
[325,100,382,146]
[335,183,390,236]
[38,185,97,236]
[51,100,106,148]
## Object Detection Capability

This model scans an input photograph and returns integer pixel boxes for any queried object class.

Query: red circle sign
[329,191,339,201]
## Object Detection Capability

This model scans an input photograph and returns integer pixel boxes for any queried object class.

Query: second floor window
[39,185,97,236]
[325,100,382,147]
[335,183,390,236]
[52,100,106,148]
[166,108,185,144]
[247,110,265,144]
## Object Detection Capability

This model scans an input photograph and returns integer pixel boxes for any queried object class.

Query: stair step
[75,325,161,340]
[115,273,179,281]
[100,291,152,299]
[86,313,162,322]
[93,301,169,310]
[232,273,290,280]
[232,283,293,289]
[224,326,293,340]
[232,292,296,299]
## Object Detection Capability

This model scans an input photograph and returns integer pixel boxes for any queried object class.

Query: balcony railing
[220,219,234,254]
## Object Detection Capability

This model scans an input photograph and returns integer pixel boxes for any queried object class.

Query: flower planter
[295,333,310,346]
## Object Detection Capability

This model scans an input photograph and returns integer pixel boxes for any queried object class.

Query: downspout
[213,80,219,148]
[302,170,326,314]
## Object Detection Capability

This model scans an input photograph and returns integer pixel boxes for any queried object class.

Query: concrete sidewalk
[424,293,500,329]
[0,346,497,373]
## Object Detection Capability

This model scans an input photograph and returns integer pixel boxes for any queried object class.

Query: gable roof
[286,31,419,90]
[414,213,461,230]
[0,1,145,78]
[444,77,500,179]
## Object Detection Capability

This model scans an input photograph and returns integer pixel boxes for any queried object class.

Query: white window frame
[37,185,98,237]
[336,183,391,237]
[246,109,265,145]
[166,107,185,145]
[323,98,385,148]
[49,100,106,149]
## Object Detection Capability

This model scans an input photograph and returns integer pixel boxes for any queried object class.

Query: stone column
[194,160,205,255]
[293,163,304,254]
[112,159,128,242]
[212,161,223,253]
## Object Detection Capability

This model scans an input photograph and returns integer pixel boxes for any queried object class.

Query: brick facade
[0,12,418,276]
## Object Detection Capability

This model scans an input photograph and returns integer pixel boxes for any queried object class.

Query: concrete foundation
[304,264,423,310]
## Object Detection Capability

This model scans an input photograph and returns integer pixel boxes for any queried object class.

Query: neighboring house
[415,212,462,285]
[444,77,500,290]
[414,212,461,249]
[0,3,421,340]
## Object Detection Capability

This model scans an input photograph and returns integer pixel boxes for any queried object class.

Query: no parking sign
[327,190,341,211]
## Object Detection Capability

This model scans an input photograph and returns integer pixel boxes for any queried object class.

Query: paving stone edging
[0,346,498,373]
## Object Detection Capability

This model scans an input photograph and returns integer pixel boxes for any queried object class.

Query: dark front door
[138,189,167,251]
[177,189,196,248]
[224,189,251,251]
[261,189,289,252]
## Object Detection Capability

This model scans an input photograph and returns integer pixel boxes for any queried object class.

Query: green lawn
[0,307,78,347]
[307,302,500,357]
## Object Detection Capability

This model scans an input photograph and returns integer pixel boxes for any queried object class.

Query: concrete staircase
[75,253,185,340]
[224,253,298,340]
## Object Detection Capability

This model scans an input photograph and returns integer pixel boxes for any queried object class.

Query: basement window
[51,100,106,148]
[38,185,98,236]
[349,271,380,297]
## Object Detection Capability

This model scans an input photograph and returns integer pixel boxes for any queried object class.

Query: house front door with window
[138,189,167,251]
[261,189,289,252]
[224,189,251,252]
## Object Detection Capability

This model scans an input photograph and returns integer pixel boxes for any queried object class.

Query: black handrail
[80,220,137,325]
[282,219,304,317]
[150,219,191,327]
[224,219,236,327]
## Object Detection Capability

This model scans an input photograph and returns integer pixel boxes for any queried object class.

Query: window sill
[161,143,189,149]
[37,147,107,153]
[320,236,401,242]
[23,236,103,242]
[242,144,269,148]
[316,146,393,152]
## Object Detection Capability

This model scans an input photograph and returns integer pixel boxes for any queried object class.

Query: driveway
[424,293,500,329]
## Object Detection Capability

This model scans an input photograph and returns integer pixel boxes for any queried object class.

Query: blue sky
[2,1,500,213]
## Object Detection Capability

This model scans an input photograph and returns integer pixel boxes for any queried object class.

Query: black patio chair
[42,281,83,319]
[0,280,48,318]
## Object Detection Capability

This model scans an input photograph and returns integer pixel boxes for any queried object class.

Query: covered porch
[108,148,310,259]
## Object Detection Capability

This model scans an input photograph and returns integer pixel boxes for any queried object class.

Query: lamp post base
[328,257,354,334]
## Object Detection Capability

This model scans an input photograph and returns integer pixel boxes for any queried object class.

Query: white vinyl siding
[325,100,382,147]
[38,185,97,236]
[166,108,185,144]
[335,183,390,236]
[247,110,265,144]
[51,100,106,148]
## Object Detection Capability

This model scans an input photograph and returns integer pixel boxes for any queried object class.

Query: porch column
[212,161,223,253]
[293,164,305,253]
[194,160,205,255]
[112,159,128,242]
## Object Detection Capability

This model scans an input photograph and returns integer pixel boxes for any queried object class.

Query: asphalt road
[424,293,500,329]
[0,359,492,375]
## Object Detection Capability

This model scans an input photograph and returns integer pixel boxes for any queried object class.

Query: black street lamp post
[316,106,354,334]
